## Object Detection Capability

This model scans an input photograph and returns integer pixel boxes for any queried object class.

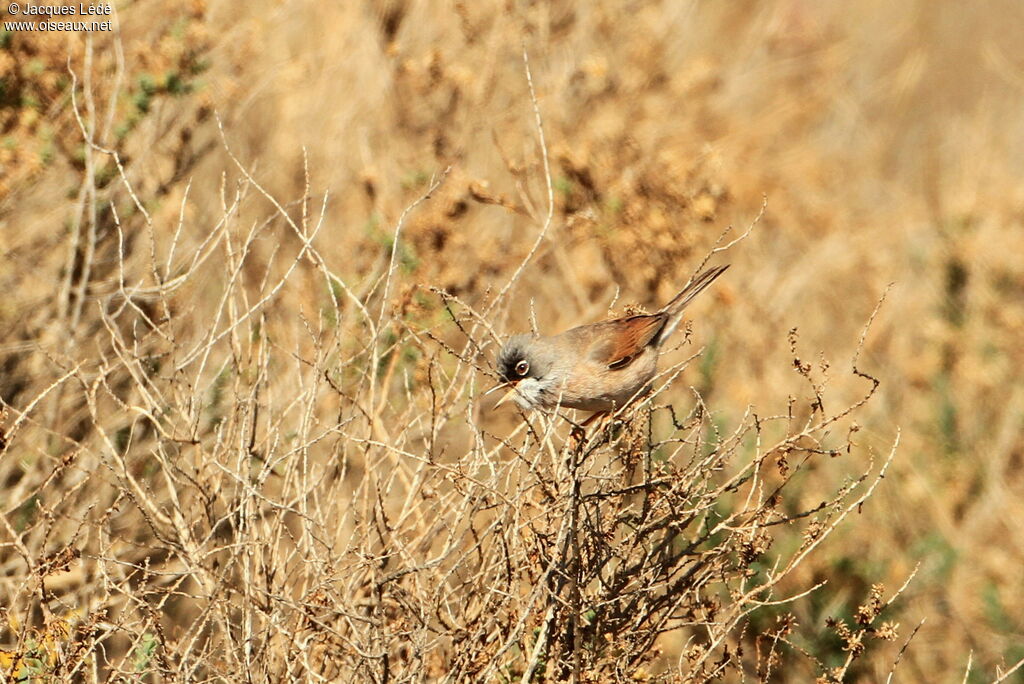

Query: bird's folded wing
[588,314,668,369]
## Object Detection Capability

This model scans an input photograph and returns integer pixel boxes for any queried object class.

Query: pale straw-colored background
[2,1,1023,680]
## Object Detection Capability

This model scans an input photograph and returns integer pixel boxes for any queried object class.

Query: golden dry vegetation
[1,0,1024,681]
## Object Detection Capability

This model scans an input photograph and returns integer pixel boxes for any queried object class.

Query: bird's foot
[569,425,587,449]
[568,412,610,449]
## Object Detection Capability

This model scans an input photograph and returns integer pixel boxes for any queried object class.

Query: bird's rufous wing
[587,314,667,369]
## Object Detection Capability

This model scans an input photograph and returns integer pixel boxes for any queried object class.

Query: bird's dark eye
[515,360,530,376]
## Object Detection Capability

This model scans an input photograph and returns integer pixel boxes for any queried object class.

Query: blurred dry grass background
[2,0,1024,680]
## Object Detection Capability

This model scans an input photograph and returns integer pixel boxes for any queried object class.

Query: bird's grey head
[495,334,558,410]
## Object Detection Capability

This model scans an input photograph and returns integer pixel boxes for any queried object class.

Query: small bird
[489,265,729,416]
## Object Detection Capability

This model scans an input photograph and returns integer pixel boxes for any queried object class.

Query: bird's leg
[569,411,608,447]
[580,411,608,430]
[569,425,587,448]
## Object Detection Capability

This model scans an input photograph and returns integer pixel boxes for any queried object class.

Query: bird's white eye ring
[515,360,530,376]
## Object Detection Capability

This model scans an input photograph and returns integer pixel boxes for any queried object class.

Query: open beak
[486,381,519,410]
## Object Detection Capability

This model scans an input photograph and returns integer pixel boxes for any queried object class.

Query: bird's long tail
[656,264,730,343]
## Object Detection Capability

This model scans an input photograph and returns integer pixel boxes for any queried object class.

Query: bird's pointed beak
[487,381,519,410]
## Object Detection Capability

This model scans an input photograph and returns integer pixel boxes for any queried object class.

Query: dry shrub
[0,75,908,679]
[3,1,1024,682]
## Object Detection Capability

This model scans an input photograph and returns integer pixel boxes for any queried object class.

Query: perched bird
[490,265,728,417]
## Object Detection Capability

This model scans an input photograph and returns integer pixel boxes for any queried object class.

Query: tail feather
[655,264,729,343]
